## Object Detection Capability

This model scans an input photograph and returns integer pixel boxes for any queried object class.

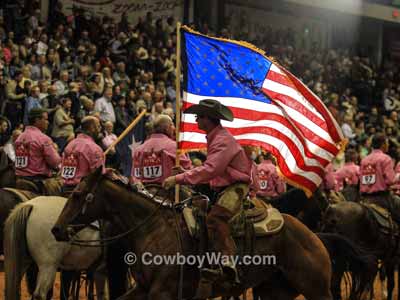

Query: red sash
[142,151,163,179]
[15,143,29,169]
[361,164,376,185]
[61,153,78,179]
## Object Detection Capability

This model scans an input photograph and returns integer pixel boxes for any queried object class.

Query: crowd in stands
[0,3,178,176]
[0,1,399,180]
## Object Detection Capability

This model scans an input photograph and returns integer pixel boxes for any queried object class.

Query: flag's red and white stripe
[180,63,343,194]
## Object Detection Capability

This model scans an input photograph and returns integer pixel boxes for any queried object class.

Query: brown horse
[52,168,375,300]
[322,201,400,300]
[0,149,16,188]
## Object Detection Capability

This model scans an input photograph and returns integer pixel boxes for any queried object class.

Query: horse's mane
[268,188,309,216]
[101,171,173,208]
[103,170,130,186]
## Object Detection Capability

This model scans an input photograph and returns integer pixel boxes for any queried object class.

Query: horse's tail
[317,232,377,300]
[4,203,34,300]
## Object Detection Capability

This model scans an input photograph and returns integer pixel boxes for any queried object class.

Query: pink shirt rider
[61,133,105,186]
[360,149,396,194]
[15,126,61,177]
[390,161,400,195]
[131,133,192,184]
[321,163,336,191]
[175,125,252,189]
[334,162,360,191]
[256,159,285,198]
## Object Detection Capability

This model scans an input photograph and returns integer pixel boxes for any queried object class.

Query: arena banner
[61,0,184,24]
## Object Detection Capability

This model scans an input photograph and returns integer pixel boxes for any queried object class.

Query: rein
[69,185,169,247]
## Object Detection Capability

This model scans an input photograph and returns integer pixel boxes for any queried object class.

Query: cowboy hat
[184,99,233,121]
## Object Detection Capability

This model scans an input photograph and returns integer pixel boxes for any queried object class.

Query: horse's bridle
[67,176,102,225]
[68,179,170,247]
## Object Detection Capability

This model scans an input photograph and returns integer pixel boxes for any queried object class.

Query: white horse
[4,196,104,300]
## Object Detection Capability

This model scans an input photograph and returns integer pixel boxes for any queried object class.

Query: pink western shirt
[256,160,285,198]
[15,126,61,177]
[61,134,105,186]
[175,125,252,189]
[391,161,400,195]
[321,163,336,191]
[131,133,192,184]
[360,149,396,194]
[334,162,360,191]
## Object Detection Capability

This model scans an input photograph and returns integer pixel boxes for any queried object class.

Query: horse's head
[52,167,106,241]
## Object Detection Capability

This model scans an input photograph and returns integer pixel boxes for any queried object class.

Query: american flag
[179,27,344,195]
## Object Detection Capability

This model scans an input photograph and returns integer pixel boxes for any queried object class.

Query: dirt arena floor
[0,268,397,299]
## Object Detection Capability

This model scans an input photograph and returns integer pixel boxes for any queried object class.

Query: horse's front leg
[33,265,57,300]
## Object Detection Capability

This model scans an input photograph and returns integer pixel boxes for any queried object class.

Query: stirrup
[200,266,223,282]
[200,264,240,284]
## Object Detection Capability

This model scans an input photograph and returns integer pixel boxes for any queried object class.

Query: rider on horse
[163,99,253,285]
[360,132,400,221]
[335,148,360,192]
[131,114,191,186]
[61,116,105,196]
[256,152,286,201]
[15,108,61,194]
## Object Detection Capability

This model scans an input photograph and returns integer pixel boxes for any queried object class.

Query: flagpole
[175,22,182,204]
[104,110,146,155]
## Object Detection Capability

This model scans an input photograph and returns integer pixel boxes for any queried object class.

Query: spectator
[151,101,164,122]
[31,54,51,81]
[0,117,9,147]
[341,115,356,142]
[94,86,115,124]
[24,85,42,125]
[36,33,49,56]
[113,61,130,86]
[67,82,81,119]
[114,95,133,176]
[54,70,70,97]
[102,67,115,88]
[46,84,60,109]
[102,120,118,167]
[3,128,22,162]
[51,97,75,152]
[163,107,175,120]
[102,121,117,151]
[88,73,104,99]
[77,95,95,122]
